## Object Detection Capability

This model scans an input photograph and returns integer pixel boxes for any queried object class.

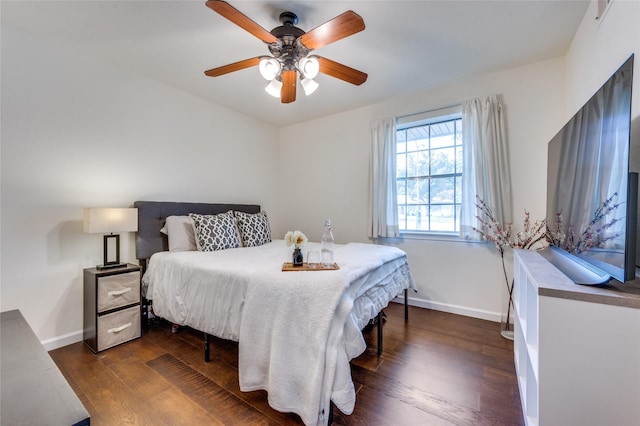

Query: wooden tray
[282,262,340,271]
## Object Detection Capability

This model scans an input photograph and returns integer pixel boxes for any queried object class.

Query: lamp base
[96,263,127,270]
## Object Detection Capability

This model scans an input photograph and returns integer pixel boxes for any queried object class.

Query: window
[396,113,462,234]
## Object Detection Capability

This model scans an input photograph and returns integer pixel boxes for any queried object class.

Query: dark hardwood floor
[49,303,524,425]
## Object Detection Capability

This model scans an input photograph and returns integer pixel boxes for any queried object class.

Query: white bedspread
[142,240,415,425]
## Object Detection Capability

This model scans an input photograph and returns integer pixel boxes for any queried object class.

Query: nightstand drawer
[97,305,141,351]
[97,271,140,313]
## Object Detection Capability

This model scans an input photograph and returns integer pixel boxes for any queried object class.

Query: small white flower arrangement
[285,230,307,248]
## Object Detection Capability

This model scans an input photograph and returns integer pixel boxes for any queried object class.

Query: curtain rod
[396,102,462,121]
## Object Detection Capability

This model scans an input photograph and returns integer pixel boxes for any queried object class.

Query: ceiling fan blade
[204,57,262,77]
[317,56,368,86]
[206,0,278,44]
[281,70,297,103]
[299,11,365,50]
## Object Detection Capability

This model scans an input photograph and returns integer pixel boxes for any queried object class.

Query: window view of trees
[396,117,462,233]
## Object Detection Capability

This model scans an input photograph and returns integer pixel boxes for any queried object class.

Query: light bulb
[265,79,282,98]
[301,78,319,96]
[259,58,281,81]
[298,56,319,79]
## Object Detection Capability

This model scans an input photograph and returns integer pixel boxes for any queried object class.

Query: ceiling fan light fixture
[301,78,319,96]
[259,57,281,81]
[298,56,320,79]
[265,79,282,98]
[204,4,368,104]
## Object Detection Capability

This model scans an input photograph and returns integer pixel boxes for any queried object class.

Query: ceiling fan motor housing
[269,12,309,71]
[279,11,298,26]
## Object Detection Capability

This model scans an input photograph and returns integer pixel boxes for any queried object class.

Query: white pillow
[160,216,197,252]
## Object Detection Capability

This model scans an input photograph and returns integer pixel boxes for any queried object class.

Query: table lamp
[84,207,138,270]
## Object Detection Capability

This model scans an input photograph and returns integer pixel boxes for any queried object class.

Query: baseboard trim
[43,298,500,351]
[392,295,501,323]
[41,330,83,351]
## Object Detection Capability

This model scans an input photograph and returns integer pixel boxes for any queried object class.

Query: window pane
[430,132,455,149]
[397,129,407,143]
[431,147,456,175]
[406,151,428,177]
[430,177,455,204]
[406,205,429,231]
[397,205,407,230]
[406,153,416,177]
[430,205,456,232]
[406,126,424,141]
[418,178,429,203]
[406,179,416,204]
[396,153,406,178]
[397,130,407,153]
[397,179,407,200]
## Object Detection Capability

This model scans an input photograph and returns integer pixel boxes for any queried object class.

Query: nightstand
[83,264,142,353]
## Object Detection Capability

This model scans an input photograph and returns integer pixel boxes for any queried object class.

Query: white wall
[277,57,567,320]
[566,0,639,120]
[0,24,280,348]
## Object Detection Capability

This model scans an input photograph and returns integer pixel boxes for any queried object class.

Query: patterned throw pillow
[189,211,240,252]
[235,211,271,247]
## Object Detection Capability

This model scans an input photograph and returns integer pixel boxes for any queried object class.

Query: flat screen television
[544,54,636,285]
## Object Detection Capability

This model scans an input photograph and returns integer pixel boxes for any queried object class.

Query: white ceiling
[2,0,590,127]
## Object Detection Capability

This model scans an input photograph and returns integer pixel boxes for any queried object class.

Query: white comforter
[142,240,415,425]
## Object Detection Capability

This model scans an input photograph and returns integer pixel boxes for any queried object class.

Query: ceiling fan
[204,0,368,104]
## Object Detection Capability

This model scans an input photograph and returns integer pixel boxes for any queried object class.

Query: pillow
[189,211,240,252]
[160,216,197,252]
[235,211,271,247]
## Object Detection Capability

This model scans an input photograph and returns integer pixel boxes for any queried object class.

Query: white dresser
[513,249,640,426]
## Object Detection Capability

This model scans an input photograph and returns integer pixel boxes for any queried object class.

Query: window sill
[386,232,487,244]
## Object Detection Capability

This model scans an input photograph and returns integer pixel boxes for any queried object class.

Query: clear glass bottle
[320,219,334,267]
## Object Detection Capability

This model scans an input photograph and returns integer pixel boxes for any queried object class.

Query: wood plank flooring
[49,303,524,425]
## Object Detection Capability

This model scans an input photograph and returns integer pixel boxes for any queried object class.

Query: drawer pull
[108,288,131,297]
[108,322,132,334]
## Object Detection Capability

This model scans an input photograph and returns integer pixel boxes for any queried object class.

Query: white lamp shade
[265,79,282,98]
[298,56,319,79]
[259,58,281,81]
[301,78,319,96]
[83,208,138,234]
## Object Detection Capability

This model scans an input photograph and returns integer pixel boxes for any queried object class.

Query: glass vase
[292,248,303,266]
[500,278,515,340]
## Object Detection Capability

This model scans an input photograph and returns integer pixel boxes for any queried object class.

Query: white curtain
[369,117,400,238]
[459,95,512,239]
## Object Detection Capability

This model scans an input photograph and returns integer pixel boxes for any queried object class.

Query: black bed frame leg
[376,310,383,356]
[328,400,335,425]
[204,333,211,362]
[404,288,409,321]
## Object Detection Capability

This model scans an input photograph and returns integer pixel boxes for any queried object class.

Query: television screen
[545,55,636,284]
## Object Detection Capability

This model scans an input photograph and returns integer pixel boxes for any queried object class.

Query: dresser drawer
[97,305,141,351]
[97,271,140,313]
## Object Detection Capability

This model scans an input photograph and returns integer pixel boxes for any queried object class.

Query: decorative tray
[282,262,340,271]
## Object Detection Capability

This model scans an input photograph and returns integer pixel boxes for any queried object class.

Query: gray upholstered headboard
[134,201,260,262]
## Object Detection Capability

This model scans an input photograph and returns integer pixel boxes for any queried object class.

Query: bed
[135,201,416,426]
